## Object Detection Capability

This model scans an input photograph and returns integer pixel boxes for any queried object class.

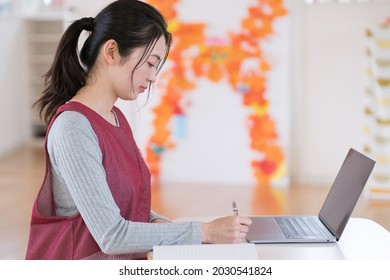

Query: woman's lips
[139,86,147,93]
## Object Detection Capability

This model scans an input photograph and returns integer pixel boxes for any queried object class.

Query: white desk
[174,217,390,260]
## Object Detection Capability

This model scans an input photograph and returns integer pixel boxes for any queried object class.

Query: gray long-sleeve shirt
[47,111,202,255]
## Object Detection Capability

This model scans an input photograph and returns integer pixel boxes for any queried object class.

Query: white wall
[0,15,29,157]
[63,0,108,22]
[291,1,390,186]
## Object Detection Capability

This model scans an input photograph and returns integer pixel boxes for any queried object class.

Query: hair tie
[81,17,94,32]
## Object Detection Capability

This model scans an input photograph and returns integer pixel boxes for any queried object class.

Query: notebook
[152,243,258,260]
[247,148,375,243]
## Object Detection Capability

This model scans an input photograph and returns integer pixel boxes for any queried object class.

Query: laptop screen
[319,149,375,240]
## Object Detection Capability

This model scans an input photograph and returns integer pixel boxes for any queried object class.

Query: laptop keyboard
[275,217,328,239]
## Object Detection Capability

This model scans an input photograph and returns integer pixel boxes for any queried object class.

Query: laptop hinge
[319,215,339,241]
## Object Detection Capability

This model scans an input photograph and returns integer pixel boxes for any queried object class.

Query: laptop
[246,148,375,243]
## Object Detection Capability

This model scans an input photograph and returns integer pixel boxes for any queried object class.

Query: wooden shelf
[25,16,63,141]
[28,34,62,43]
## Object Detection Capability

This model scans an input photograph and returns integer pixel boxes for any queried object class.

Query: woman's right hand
[201,216,252,244]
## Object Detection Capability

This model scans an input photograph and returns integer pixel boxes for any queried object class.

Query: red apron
[25,102,151,259]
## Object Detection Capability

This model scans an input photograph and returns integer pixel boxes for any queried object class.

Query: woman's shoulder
[49,111,96,143]
[47,110,99,157]
[52,110,92,131]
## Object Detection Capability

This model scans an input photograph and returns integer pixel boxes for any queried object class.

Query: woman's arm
[150,211,171,223]
[48,111,202,254]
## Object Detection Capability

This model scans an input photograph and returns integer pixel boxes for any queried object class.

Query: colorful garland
[145,0,287,188]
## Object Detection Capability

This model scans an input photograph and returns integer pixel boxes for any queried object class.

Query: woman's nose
[148,69,157,83]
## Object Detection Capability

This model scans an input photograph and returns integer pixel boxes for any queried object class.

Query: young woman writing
[25,0,252,260]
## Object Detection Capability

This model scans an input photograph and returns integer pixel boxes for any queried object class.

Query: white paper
[152,243,258,260]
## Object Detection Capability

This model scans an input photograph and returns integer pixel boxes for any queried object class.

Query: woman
[25,0,252,260]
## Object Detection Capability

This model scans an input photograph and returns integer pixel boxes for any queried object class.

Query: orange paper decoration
[145,0,288,188]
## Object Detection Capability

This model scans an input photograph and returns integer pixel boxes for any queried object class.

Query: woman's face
[112,36,167,101]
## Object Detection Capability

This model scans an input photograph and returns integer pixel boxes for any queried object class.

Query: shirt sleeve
[150,211,171,223]
[47,111,202,255]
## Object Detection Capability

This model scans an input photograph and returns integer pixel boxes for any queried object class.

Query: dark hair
[35,0,172,124]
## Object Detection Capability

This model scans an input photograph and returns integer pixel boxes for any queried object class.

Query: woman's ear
[102,39,120,65]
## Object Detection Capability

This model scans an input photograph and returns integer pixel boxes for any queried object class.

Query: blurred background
[1,0,390,259]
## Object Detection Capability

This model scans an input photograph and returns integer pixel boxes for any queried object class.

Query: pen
[232,201,239,216]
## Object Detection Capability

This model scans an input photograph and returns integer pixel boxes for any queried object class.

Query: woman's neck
[71,84,118,126]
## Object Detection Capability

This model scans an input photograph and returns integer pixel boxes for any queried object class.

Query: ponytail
[35,17,94,124]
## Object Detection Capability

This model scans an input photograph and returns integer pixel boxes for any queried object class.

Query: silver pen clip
[232,201,239,216]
